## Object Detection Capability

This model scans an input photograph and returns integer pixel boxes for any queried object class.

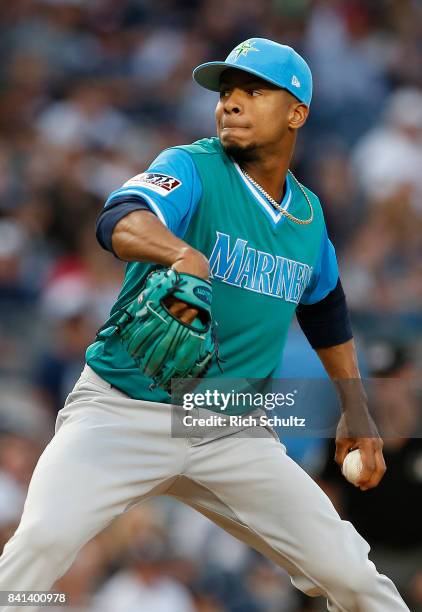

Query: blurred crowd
[0,0,421,611]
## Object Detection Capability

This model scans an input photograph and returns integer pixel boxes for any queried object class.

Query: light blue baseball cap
[193,38,312,106]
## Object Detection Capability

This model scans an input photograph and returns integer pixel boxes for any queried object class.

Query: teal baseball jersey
[86,137,338,411]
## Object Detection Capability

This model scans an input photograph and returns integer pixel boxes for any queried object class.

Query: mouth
[221,124,249,130]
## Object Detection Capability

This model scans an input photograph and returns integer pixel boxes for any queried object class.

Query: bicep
[96,197,151,253]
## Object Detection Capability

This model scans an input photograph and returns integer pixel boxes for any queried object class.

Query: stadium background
[0,1,421,610]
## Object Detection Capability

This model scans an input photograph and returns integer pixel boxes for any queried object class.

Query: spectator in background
[340,195,421,314]
[308,143,362,253]
[304,0,389,144]
[340,88,422,318]
[245,557,300,612]
[0,393,51,553]
[92,527,196,612]
[36,81,132,151]
[32,307,97,416]
[0,220,34,305]
[5,2,103,79]
[352,88,422,213]
[33,238,122,414]
[0,219,47,377]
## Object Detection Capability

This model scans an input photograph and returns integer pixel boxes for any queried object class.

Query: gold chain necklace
[241,168,314,225]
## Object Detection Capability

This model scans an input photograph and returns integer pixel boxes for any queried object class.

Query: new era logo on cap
[291,75,301,88]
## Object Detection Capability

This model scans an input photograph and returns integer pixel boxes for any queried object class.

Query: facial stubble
[221,142,261,164]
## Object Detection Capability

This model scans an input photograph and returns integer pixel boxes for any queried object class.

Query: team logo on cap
[230,40,260,62]
[291,75,301,88]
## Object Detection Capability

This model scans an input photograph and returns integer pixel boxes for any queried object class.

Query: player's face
[215,69,308,160]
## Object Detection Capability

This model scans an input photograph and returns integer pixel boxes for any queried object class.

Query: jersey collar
[233,162,292,225]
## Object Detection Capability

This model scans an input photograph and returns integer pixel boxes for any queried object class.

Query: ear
[288,102,309,130]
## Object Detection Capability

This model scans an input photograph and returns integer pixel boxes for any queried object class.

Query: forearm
[317,339,369,414]
[111,210,209,277]
[316,338,360,379]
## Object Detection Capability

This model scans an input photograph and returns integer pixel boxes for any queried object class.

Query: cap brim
[192,61,282,92]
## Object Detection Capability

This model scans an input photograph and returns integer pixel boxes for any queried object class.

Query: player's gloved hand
[167,247,210,324]
[113,268,217,392]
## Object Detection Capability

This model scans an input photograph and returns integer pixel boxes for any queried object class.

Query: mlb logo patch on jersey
[123,173,181,196]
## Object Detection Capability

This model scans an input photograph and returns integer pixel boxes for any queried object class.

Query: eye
[219,89,230,98]
[250,89,262,97]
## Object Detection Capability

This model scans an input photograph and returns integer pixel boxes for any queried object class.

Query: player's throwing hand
[335,412,387,491]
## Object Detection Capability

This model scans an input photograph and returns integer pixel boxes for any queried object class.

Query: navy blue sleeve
[96,195,150,253]
[296,278,353,349]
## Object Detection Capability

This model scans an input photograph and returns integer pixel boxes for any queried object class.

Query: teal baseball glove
[113,268,216,392]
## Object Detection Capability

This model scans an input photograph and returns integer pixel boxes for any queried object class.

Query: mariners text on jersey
[209,231,313,303]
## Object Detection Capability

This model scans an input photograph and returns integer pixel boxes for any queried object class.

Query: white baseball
[342,449,363,485]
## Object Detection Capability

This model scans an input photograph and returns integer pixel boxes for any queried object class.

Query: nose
[222,89,243,114]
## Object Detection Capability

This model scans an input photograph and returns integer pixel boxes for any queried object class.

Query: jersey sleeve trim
[106,189,168,227]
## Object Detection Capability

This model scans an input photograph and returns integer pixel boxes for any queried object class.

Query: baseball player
[0,39,410,611]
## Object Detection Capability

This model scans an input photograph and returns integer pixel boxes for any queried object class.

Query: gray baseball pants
[0,365,409,611]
